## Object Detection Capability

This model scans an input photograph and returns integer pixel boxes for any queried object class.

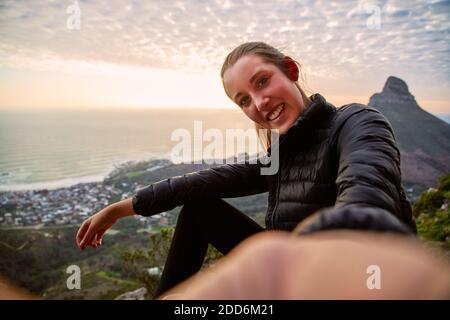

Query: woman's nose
[254,95,269,112]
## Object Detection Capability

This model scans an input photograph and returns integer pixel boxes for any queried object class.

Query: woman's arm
[295,105,416,235]
[132,161,269,216]
[76,161,268,250]
[76,198,135,250]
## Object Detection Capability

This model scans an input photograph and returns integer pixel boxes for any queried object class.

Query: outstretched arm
[295,106,416,235]
[132,162,269,216]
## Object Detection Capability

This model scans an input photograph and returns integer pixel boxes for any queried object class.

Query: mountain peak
[369,76,416,106]
[382,76,410,95]
[367,76,450,187]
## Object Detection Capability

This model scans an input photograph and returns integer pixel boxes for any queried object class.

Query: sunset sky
[0,0,449,113]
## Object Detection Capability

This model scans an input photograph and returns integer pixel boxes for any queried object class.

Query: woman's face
[223,54,306,135]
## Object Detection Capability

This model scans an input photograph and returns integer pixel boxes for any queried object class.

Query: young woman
[76,42,416,297]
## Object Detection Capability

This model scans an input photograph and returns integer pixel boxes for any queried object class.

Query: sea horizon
[1,108,449,193]
[0,108,254,192]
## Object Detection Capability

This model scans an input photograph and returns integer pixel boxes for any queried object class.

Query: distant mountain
[368,76,450,187]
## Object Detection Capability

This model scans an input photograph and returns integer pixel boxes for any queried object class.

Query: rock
[367,76,450,188]
[115,287,147,300]
[382,76,413,97]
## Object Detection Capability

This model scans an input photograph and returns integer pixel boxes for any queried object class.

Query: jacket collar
[267,93,336,155]
[292,93,336,129]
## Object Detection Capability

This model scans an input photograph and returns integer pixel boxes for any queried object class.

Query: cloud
[0,0,449,91]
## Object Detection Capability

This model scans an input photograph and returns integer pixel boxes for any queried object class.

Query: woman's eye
[239,96,250,108]
[257,77,268,88]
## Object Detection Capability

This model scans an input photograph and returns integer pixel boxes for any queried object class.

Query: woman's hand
[76,198,135,250]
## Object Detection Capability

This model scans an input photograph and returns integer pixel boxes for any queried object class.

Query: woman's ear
[284,56,299,81]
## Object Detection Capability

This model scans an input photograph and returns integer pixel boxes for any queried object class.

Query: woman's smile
[266,103,285,121]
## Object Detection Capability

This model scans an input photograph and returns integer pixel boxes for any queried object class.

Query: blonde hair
[221,42,310,150]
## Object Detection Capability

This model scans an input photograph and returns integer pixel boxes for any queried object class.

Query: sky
[0,0,449,113]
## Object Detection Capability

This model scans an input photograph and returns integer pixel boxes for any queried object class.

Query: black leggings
[155,198,265,297]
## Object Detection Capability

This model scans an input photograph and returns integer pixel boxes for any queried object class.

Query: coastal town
[0,180,420,229]
[0,160,175,229]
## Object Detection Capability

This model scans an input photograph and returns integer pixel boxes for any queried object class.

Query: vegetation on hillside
[414,173,450,249]
[120,227,223,299]
[1,159,448,299]
[0,218,149,299]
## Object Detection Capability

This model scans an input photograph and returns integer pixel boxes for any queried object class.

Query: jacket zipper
[270,165,282,229]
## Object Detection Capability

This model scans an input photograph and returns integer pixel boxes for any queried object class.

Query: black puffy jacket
[132,93,417,234]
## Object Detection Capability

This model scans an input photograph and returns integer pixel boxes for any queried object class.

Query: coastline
[0,157,178,228]
[0,173,107,192]
[0,155,172,193]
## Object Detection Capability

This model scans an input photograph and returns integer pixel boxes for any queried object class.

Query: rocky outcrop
[115,287,147,300]
[370,76,417,104]
[368,76,450,187]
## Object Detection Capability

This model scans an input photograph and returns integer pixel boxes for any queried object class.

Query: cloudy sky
[0,0,449,113]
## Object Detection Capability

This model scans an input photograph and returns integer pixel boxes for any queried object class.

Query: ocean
[2,108,448,192]
[0,108,253,191]
[436,114,450,124]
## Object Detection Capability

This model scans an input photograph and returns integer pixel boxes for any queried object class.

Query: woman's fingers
[91,232,104,248]
[96,229,106,245]
[80,224,97,250]
[76,208,114,250]
[76,219,90,249]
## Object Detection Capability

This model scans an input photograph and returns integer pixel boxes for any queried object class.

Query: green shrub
[413,189,445,217]
[126,171,143,179]
[414,173,450,249]
[121,226,223,298]
[438,173,450,192]
[416,208,450,244]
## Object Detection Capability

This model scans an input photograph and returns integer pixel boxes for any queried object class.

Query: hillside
[414,173,450,253]
[0,219,151,299]
[368,76,450,187]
